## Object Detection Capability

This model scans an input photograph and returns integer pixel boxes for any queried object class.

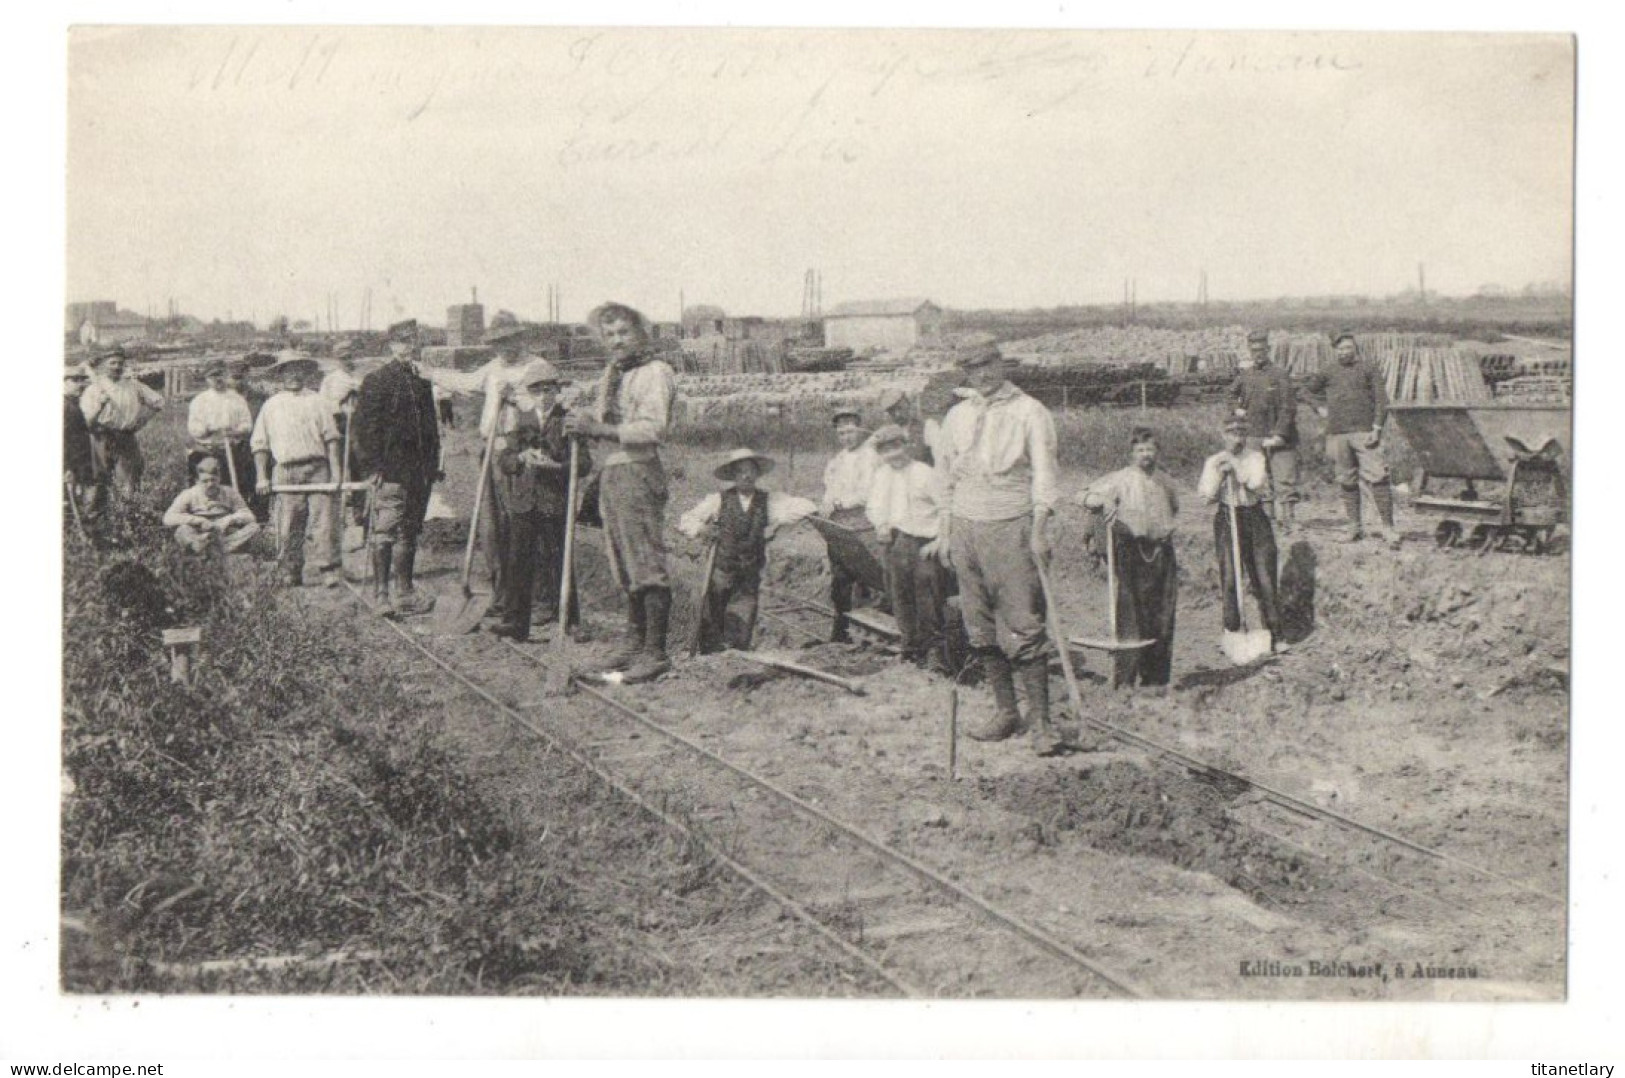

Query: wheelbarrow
[1386,402,1570,554]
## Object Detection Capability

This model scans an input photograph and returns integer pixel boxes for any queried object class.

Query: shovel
[688,539,719,659]
[1033,556,1089,744]
[1221,477,1273,665]
[432,417,501,635]
[1068,517,1155,687]
[543,438,585,696]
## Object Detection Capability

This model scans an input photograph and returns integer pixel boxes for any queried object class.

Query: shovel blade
[1221,628,1273,666]
[425,490,458,521]
[1070,635,1157,653]
[431,590,493,636]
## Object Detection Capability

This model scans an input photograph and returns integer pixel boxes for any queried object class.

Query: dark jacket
[64,396,94,483]
[354,359,440,486]
[1229,365,1298,446]
[495,406,590,518]
[1314,359,1389,436]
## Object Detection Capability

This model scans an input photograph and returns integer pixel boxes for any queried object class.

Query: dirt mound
[979,760,1328,904]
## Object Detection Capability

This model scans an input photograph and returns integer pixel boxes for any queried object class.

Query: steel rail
[339,581,922,999]
[498,640,1148,998]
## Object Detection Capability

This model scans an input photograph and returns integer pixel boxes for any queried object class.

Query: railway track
[341,581,1147,999]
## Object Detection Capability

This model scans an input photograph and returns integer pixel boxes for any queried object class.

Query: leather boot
[965,647,1021,742]
[1340,485,1364,542]
[830,613,852,644]
[371,545,396,618]
[623,587,672,683]
[1018,658,1064,756]
[604,591,647,672]
[391,540,435,616]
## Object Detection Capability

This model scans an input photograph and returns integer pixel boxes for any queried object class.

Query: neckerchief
[601,351,652,425]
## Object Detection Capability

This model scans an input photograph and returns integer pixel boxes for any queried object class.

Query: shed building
[822,298,942,353]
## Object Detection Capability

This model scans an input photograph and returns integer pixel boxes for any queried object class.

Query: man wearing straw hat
[678,448,818,655]
[251,356,342,588]
[487,358,591,641]
[820,406,880,643]
[1230,328,1301,534]
[1198,409,1285,650]
[935,339,1062,750]
[564,302,680,683]
[80,345,165,508]
[353,320,441,616]
[1320,330,1400,548]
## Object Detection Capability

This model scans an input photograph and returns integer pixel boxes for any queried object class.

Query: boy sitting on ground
[162,455,261,555]
[865,424,951,674]
[678,449,818,655]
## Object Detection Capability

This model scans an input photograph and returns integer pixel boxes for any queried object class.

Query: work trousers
[884,532,948,662]
[89,429,144,503]
[1213,503,1281,637]
[949,514,1048,665]
[174,519,261,555]
[1326,431,1391,487]
[600,458,671,594]
[1110,530,1178,688]
[273,458,336,584]
[697,567,760,655]
[826,507,872,625]
[1254,442,1300,508]
[498,511,578,633]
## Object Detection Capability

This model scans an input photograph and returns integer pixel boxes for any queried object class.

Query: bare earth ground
[303,417,1568,1000]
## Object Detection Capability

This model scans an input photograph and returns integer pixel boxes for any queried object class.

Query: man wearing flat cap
[819,406,880,643]
[934,340,1066,755]
[1314,330,1400,547]
[80,345,165,509]
[354,324,442,615]
[251,357,343,587]
[487,358,591,640]
[63,366,94,516]
[564,302,680,683]
[187,359,255,497]
[1230,328,1301,533]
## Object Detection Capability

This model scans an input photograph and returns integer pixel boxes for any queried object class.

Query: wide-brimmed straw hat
[870,424,910,452]
[713,447,776,482]
[269,357,322,382]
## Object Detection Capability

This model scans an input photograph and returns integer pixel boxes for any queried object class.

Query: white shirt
[1083,466,1180,541]
[1197,448,1271,508]
[677,489,819,540]
[81,375,164,432]
[423,358,534,439]
[250,390,339,463]
[320,369,361,414]
[866,459,943,540]
[594,359,679,468]
[935,382,1059,522]
[186,388,254,446]
[821,441,879,514]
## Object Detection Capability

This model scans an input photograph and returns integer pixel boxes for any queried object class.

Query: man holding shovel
[1198,410,1284,658]
[487,359,590,642]
[564,302,679,684]
[250,358,342,588]
[353,322,442,617]
[933,340,1063,753]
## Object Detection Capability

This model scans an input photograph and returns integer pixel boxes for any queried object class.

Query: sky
[66,27,1574,326]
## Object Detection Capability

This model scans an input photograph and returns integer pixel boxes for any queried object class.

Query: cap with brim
[1331,329,1356,346]
[714,448,776,482]
[520,358,563,389]
[956,342,1005,369]
[1224,409,1248,431]
[90,345,125,365]
[204,359,228,376]
[1247,330,1270,344]
[331,341,358,360]
[487,325,526,346]
[871,424,909,451]
[270,358,322,381]
[877,387,909,412]
[831,408,865,427]
[387,319,419,344]
[65,366,90,381]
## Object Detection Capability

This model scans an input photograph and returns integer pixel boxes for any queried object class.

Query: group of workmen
[64,310,1400,757]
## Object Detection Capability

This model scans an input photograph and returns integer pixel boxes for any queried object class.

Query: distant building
[73,304,150,346]
[822,298,942,353]
[447,303,486,347]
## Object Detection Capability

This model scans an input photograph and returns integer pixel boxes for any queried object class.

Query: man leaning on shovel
[1199,409,1285,656]
[933,338,1066,756]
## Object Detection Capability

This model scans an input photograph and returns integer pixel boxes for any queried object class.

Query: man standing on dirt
[252,358,343,587]
[820,408,880,642]
[1230,329,1301,534]
[1318,330,1400,548]
[80,346,165,509]
[354,321,442,617]
[564,303,679,683]
[1199,410,1284,649]
[934,341,1065,756]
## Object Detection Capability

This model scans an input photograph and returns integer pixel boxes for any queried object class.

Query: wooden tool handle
[1035,558,1088,728]
[462,419,502,591]
[1226,476,1249,631]
[558,438,581,638]
[689,540,719,659]
[738,652,866,695]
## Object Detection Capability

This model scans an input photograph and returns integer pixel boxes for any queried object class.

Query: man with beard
[564,303,679,683]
